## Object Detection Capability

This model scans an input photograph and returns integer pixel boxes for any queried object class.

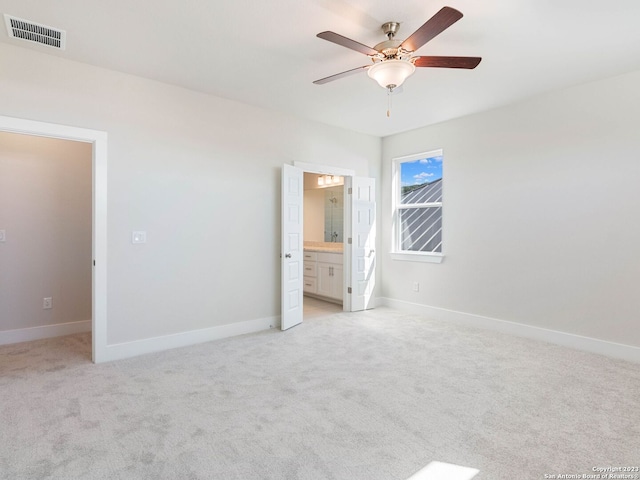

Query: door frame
[0,115,108,363]
[293,161,355,312]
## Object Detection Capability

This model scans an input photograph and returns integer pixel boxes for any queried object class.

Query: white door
[281,164,304,330]
[350,177,376,311]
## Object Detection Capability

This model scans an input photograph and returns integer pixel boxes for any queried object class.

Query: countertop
[303,242,343,253]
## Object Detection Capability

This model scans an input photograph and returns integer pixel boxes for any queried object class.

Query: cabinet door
[332,264,344,300]
[316,263,333,298]
[317,262,343,301]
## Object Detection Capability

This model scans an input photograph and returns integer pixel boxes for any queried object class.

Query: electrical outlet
[132,231,147,244]
[0,229,5,242]
[413,282,420,292]
[43,297,53,309]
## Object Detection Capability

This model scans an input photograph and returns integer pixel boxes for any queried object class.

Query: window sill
[390,252,444,263]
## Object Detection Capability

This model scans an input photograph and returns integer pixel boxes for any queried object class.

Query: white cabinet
[304,251,343,302]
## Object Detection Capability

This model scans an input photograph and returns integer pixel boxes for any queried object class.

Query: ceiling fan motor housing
[373,39,404,59]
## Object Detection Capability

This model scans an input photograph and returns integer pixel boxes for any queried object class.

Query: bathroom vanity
[303,242,343,303]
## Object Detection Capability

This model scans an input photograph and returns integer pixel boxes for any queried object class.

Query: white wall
[0,43,381,349]
[381,69,640,349]
[0,132,92,333]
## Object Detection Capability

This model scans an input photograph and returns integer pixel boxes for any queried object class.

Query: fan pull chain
[387,86,393,117]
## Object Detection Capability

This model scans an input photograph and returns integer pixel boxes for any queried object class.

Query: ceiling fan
[313,6,481,92]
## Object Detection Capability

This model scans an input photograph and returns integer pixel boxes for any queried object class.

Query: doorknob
[285,253,292,258]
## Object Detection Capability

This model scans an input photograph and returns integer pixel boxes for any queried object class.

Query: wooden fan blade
[317,31,379,56]
[400,7,463,52]
[313,65,370,85]
[414,56,482,69]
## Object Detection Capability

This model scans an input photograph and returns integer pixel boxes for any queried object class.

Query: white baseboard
[0,320,91,346]
[380,297,640,363]
[103,315,281,363]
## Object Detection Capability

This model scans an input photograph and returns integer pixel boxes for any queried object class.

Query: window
[392,149,443,263]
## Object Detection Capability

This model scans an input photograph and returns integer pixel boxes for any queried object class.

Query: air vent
[4,14,66,50]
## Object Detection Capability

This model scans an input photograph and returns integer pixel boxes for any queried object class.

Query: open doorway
[281,162,376,330]
[0,132,92,359]
[302,172,345,319]
[0,115,107,363]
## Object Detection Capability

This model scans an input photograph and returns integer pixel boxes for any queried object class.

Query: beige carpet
[1,307,639,479]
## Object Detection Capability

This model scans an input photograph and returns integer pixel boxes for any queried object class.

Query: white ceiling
[2,0,640,137]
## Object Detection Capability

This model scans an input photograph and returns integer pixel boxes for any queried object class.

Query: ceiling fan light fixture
[367,59,416,89]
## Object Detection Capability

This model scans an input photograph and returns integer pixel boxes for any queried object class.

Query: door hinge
[348,187,352,194]
[348,287,352,294]
[347,238,352,244]
[93,260,95,266]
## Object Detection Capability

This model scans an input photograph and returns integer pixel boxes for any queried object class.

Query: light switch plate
[132,231,147,244]
[0,229,5,242]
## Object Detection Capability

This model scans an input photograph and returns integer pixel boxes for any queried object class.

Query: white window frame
[391,149,444,263]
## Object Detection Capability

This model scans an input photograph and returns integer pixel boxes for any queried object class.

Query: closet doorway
[0,115,107,363]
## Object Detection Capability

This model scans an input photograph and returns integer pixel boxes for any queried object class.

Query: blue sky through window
[400,155,443,187]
